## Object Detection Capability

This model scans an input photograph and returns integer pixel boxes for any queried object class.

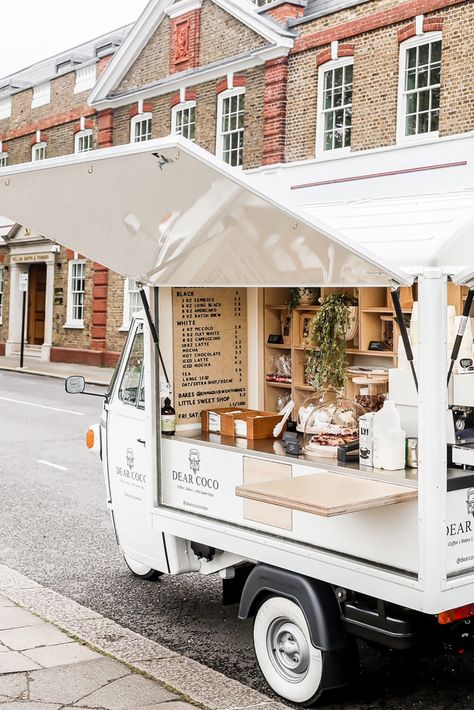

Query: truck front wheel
[254,596,326,706]
[124,555,163,581]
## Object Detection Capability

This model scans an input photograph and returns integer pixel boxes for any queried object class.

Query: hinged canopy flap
[0,137,411,288]
[452,265,474,287]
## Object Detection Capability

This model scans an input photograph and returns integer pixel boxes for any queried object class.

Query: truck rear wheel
[124,555,163,580]
[254,596,327,706]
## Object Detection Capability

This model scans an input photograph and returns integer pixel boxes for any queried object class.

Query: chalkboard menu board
[172,288,248,426]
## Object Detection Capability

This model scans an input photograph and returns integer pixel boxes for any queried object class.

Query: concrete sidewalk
[0,565,286,710]
[0,355,114,387]
[0,593,189,710]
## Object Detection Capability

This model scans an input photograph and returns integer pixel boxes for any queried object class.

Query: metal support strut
[138,286,170,386]
[447,288,474,387]
[391,288,418,392]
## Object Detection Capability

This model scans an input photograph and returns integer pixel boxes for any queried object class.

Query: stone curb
[0,564,288,710]
[0,365,110,387]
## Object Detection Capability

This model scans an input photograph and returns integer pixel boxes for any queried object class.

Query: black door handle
[137,438,146,445]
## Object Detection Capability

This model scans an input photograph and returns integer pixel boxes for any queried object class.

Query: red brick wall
[263,2,305,23]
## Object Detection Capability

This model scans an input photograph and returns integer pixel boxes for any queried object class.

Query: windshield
[105,319,143,403]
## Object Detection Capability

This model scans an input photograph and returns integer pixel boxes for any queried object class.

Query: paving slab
[0,704,62,709]
[0,650,42,673]
[0,622,71,651]
[0,607,41,631]
[0,641,10,653]
[28,657,130,705]
[74,673,176,709]
[23,641,99,668]
[0,672,29,698]
[139,704,198,710]
[137,657,280,710]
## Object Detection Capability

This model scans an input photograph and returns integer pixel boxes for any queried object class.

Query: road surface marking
[38,460,69,472]
[0,396,84,416]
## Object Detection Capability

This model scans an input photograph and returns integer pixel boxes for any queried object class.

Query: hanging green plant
[305,292,358,391]
[287,288,301,316]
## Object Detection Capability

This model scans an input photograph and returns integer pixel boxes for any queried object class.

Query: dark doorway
[27,263,46,345]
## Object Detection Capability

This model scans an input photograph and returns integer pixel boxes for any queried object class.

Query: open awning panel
[0,137,411,287]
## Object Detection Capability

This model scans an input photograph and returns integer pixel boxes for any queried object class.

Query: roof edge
[89,0,294,106]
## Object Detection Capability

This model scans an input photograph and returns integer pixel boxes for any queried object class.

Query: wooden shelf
[265,381,292,388]
[362,307,411,314]
[262,287,419,410]
[265,304,320,312]
[354,350,396,357]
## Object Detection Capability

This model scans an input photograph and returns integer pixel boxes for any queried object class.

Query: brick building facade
[0,0,473,364]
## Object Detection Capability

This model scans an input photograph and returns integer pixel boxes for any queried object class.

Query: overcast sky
[1,1,149,78]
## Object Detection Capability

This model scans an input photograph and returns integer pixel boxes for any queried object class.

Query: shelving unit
[262,285,468,414]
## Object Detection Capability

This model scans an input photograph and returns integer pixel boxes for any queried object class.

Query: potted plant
[304,292,358,391]
[287,287,320,316]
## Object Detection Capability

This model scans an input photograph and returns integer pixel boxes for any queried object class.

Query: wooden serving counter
[174,429,418,485]
[171,431,472,518]
[173,430,418,518]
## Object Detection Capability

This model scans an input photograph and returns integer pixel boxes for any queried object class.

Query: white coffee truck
[2,135,474,705]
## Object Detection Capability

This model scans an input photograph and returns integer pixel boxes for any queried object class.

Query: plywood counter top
[235,472,417,518]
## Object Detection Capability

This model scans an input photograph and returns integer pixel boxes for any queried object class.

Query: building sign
[19,274,29,292]
[11,254,50,264]
[172,288,248,426]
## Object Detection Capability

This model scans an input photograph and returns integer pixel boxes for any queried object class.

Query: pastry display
[302,389,363,458]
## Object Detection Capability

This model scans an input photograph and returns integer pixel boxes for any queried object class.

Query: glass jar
[303,388,364,458]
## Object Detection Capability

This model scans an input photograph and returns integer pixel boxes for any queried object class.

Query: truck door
[106,319,168,575]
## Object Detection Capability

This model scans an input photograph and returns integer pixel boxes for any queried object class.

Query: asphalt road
[0,369,473,709]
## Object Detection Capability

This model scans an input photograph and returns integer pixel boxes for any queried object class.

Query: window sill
[396,131,440,147]
[63,322,84,330]
[314,147,352,162]
[119,324,131,332]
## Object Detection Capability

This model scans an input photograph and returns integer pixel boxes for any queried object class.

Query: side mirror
[65,375,86,395]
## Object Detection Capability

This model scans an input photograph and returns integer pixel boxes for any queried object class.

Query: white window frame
[32,82,51,109]
[0,265,4,325]
[130,112,153,143]
[65,259,86,328]
[75,129,93,154]
[74,64,97,94]
[32,142,47,162]
[0,152,8,168]
[0,95,11,120]
[396,31,442,145]
[216,87,245,168]
[316,56,353,158]
[121,277,142,330]
[171,100,196,141]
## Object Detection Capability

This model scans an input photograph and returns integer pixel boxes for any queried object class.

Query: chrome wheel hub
[267,619,310,682]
